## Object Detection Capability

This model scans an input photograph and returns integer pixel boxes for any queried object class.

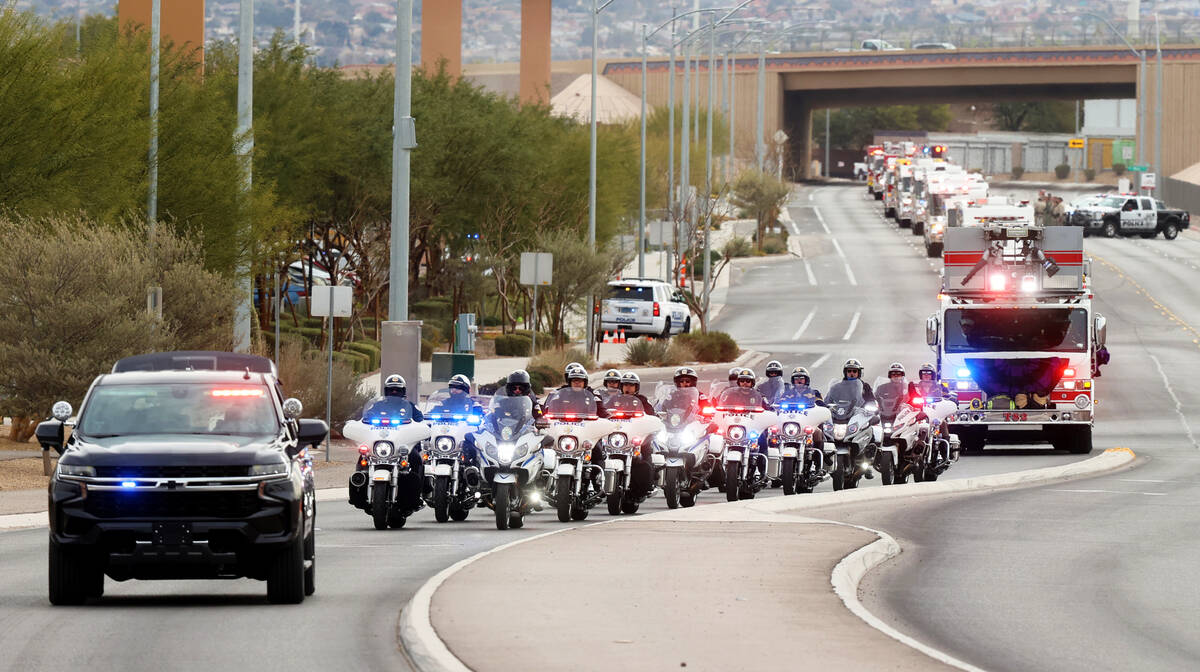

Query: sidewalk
[428,517,953,672]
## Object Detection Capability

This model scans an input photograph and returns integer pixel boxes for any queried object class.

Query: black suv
[37,351,328,605]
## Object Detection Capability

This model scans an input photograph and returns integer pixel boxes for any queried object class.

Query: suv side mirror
[36,420,66,455]
[926,315,940,347]
[294,418,328,453]
[1094,315,1107,348]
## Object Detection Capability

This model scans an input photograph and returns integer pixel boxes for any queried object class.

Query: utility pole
[703,18,715,323]
[1154,13,1163,179]
[233,0,254,352]
[756,39,766,171]
[638,23,647,278]
[390,0,416,321]
[293,0,302,43]
[148,0,160,240]
[668,10,677,283]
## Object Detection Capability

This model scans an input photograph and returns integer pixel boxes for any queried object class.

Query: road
[0,182,1147,671]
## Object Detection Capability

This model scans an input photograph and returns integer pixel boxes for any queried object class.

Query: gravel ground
[0,457,53,492]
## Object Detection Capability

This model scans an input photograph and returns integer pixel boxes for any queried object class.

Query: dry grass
[0,457,55,491]
[0,435,36,451]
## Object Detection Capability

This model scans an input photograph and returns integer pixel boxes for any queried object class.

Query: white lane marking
[793,307,817,341]
[810,353,831,370]
[1150,354,1199,450]
[803,259,817,285]
[808,192,814,201]
[829,238,858,286]
[813,206,832,235]
[1048,489,1166,496]
[842,310,862,341]
[1118,479,1169,483]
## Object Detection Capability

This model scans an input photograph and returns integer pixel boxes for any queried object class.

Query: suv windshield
[608,285,654,301]
[944,308,1088,353]
[78,383,279,437]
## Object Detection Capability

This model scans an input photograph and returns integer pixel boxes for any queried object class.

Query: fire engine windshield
[944,308,1088,353]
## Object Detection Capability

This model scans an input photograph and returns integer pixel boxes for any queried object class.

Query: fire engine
[926,224,1105,454]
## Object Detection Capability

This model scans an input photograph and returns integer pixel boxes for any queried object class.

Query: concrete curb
[398,448,1135,672]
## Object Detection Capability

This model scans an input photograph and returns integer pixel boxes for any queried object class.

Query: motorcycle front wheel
[781,457,796,495]
[371,482,390,530]
[494,483,512,530]
[433,476,450,523]
[878,453,895,486]
[664,467,680,509]
[557,475,573,523]
[606,491,623,516]
[725,462,740,502]
[831,455,846,491]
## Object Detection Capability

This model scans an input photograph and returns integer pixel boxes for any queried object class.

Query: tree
[730,169,790,251]
[0,216,238,441]
[824,104,952,150]
[990,102,1036,131]
[535,230,631,346]
[990,101,1074,133]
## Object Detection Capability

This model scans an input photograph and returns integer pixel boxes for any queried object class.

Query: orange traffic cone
[617,328,626,344]
[602,331,611,343]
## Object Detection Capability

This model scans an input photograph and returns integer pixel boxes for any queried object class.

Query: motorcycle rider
[758,360,786,404]
[502,369,543,418]
[363,374,425,422]
[615,371,657,499]
[599,368,622,398]
[841,358,876,404]
[789,366,825,407]
[908,362,954,446]
[553,363,608,415]
[618,371,657,415]
[875,362,909,423]
[440,374,486,465]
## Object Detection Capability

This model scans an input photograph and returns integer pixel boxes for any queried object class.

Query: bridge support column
[520,0,552,104]
[421,0,462,77]
[795,104,814,181]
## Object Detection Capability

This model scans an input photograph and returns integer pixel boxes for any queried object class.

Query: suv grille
[93,465,250,479]
[84,491,264,519]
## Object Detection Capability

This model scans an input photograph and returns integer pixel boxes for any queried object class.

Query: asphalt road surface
[0,183,1137,671]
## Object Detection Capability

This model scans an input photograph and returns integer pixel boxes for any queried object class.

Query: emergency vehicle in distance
[926,223,1103,455]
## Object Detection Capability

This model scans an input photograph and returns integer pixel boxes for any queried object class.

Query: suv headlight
[250,459,290,478]
[58,464,95,478]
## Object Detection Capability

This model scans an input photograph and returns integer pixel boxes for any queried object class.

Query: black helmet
[602,369,622,387]
[765,360,784,378]
[728,366,741,383]
[790,366,810,386]
[918,362,937,379]
[736,368,756,386]
[673,366,698,387]
[383,374,407,398]
[843,358,864,379]
[448,374,471,393]
[887,362,906,378]
[565,363,589,384]
[619,371,641,394]
[505,370,532,396]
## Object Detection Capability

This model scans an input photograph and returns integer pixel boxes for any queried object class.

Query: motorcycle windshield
[543,388,599,420]
[423,389,478,418]
[757,377,785,404]
[912,380,944,403]
[487,395,533,435]
[658,388,700,429]
[717,386,765,412]
[873,378,908,419]
[775,385,813,412]
[825,379,865,421]
[605,394,646,419]
[708,380,731,399]
[361,398,414,425]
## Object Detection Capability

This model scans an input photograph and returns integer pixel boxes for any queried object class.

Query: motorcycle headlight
[833,424,847,440]
[727,426,746,442]
[373,441,395,458]
[501,426,513,441]
[783,422,800,437]
[58,464,96,478]
[608,432,628,449]
[249,459,289,478]
[497,442,517,463]
[434,436,456,454]
[484,441,499,459]
[680,426,699,445]
[558,435,579,453]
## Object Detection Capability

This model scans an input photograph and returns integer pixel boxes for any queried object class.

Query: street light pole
[148,0,160,240]
[668,8,677,270]
[703,17,715,323]
[389,0,415,321]
[587,0,616,353]
[293,0,301,43]
[233,0,254,352]
[638,22,648,278]
[1154,13,1163,178]
[756,40,766,171]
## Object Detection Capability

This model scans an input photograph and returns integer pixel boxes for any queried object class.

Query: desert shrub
[761,236,787,255]
[275,342,372,436]
[530,347,596,373]
[660,340,695,366]
[1083,168,1096,182]
[526,365,558,393]
[675,331,739,363]
[420,338,435,362]
[1054,163,1071,179]
[723,237,754,258]
[624,338,668,366]
[1010,166,1025,179]
[1112,163,1126,176]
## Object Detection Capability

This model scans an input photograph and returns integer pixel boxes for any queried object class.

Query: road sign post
[520,253,553,357]
[311,285,352,461]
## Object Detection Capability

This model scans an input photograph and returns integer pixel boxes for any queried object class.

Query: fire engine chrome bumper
[951,409,1092,425]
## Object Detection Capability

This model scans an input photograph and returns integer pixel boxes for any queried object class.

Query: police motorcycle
[757,373,787,488]
[476,392,545,530]
[541,388,617,522]
[773,385,833,495]
[420,388,485,522]
[651,386,720,509]
[908,380,960,481]
[874,374,921,485]
[713,385,779,501]
[600,394,665,515]
[344,399,432,530]
[824,378,884,489]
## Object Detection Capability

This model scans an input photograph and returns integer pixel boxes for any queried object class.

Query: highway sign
[1068,138,1085,149]
[519,252,552,286]
[1127,164,1149,172]
[310,285,352,317]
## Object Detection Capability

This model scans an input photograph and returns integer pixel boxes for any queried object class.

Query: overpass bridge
[603,46,1200,180]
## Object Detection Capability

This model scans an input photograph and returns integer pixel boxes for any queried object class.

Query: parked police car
[37,351,327,605]
[599,278,693,338]
[1069,194,1190,239]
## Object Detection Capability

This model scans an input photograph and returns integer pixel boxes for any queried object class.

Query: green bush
[1010,166,1025,179]
[526,365,558,394]
[332,350,369,375]
[1054,163,1071,179]
[676,331,739,363]
[1083,168,1096,182]
[761,236,787,255]
[482,315,502,327]
[1112,163,1126,176]
[624,337,668,366]
[495,334,531,357]
[723,238,754,259]
[420,338,435,362]
[344,341,380,371]
[514,330,553,351]
[294,326,323,343]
